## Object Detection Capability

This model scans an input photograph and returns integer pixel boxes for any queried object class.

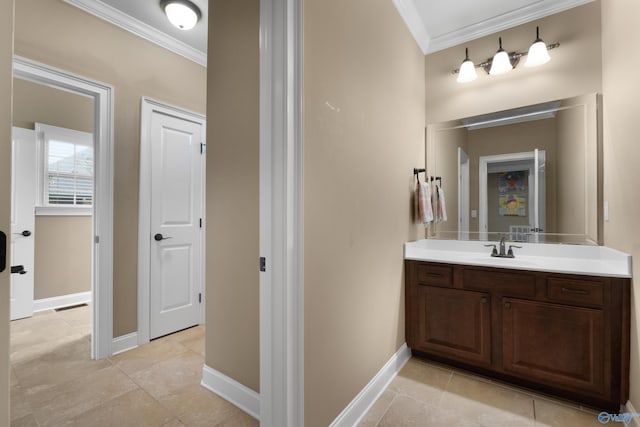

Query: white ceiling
[63,0,594,66]
[393,0,594,54]
[99,0,208,52]
[64,0,208,65]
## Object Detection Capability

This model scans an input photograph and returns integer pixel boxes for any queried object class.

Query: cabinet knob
[481,297,488,304]
[504,302,511,309]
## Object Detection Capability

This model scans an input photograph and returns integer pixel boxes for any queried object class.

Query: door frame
[478,151,545,239]
[259,0,304,425]
[13,55,115,360]
[137,97,206,346]
[457,147,469,240]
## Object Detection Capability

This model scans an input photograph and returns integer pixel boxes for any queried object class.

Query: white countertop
[404,239,632,278]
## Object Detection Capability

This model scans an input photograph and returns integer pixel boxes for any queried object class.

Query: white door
[10,127,36,320]
[149,111,204,339]
[532,148,546,242]
[457,147,470,240]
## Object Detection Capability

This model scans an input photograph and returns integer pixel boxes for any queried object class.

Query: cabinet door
[411,285,491,365]
[502,298,605,396]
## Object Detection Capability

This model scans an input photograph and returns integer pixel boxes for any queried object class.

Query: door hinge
[199,218,202,228]
[200,143,206,154]
[199,293,202,303]
[95,235,100,244]
[259,257,266,272]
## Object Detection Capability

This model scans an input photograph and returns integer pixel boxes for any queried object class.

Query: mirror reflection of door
[457,147,469,240]
[479,150,546,242]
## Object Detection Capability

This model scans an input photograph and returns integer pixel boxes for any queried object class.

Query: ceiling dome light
[489,37,513,76]
[161,0,201,31]
[525,26,551,67]
[457,48,477,83]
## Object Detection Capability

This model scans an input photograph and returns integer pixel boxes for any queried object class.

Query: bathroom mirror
[426,93,602,245]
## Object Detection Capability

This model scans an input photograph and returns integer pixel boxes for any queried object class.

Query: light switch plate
[471,210,478,218]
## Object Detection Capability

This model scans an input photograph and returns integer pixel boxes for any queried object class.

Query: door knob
[154,233,172,241]
[14,230,31,237]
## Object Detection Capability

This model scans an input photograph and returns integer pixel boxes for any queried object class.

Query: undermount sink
[404,239,631,278]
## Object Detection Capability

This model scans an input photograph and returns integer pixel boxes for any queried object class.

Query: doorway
[137,98,206,345]
[12,56,114,359]
[478,149,546,241]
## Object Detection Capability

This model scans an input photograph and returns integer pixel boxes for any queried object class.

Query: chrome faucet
[498,236,507,256]
[484,236,522,258]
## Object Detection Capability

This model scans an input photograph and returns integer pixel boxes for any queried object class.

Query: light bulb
[457,48,477,83]
[489,38,513,76]
[525,27,550,67]
[163,1,200,30]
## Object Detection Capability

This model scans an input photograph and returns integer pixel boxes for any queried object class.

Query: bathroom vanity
[404,239,631,410]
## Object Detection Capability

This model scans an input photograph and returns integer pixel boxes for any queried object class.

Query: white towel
[418,181,433,224]
[435,185,448,223]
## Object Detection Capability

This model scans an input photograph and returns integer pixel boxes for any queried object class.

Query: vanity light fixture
[451,27,559,83]
[456,48,478,83]
[161,0,201,31]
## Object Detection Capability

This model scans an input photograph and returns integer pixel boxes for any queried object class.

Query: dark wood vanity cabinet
[405,260,630,410]
[412,285,491,366]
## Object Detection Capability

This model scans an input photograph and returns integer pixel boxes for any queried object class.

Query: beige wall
[14,0,207,336]
[205,0,260,392]
[304,0,425,424]
[425,2,602,124]
[556,106,586,235]
[0,0,14,422]
[13,78,93,132]
[601,0,640,412]
[13,78,93,300]
[34,217,92,300]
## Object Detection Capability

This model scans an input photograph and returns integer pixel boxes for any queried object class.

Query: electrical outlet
[471,210,478,218]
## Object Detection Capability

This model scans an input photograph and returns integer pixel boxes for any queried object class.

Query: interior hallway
[9,305,256,427]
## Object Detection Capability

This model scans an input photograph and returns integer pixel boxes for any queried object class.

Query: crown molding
[63,0,206,67]
[394,0,594,55]
[391,0,430,54]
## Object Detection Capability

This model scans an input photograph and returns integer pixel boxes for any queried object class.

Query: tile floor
[9,305,257,427]
[359,357,607,427]
[10,305,610,427]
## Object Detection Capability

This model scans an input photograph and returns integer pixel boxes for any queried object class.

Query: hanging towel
[418,180,434,224]
[435,185,448,223]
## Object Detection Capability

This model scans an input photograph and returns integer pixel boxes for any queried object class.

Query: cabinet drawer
[546,278,605,307]
[415,263,452,287]
[462,268,535,296]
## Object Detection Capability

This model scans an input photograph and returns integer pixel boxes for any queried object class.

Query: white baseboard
[330,343,412,427]
[33,291,91,312]
[201,364,260,420]
[112,332,139,355]
[623,400,640,427]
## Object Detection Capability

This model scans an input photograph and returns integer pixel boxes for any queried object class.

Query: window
[36,123,93,213]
